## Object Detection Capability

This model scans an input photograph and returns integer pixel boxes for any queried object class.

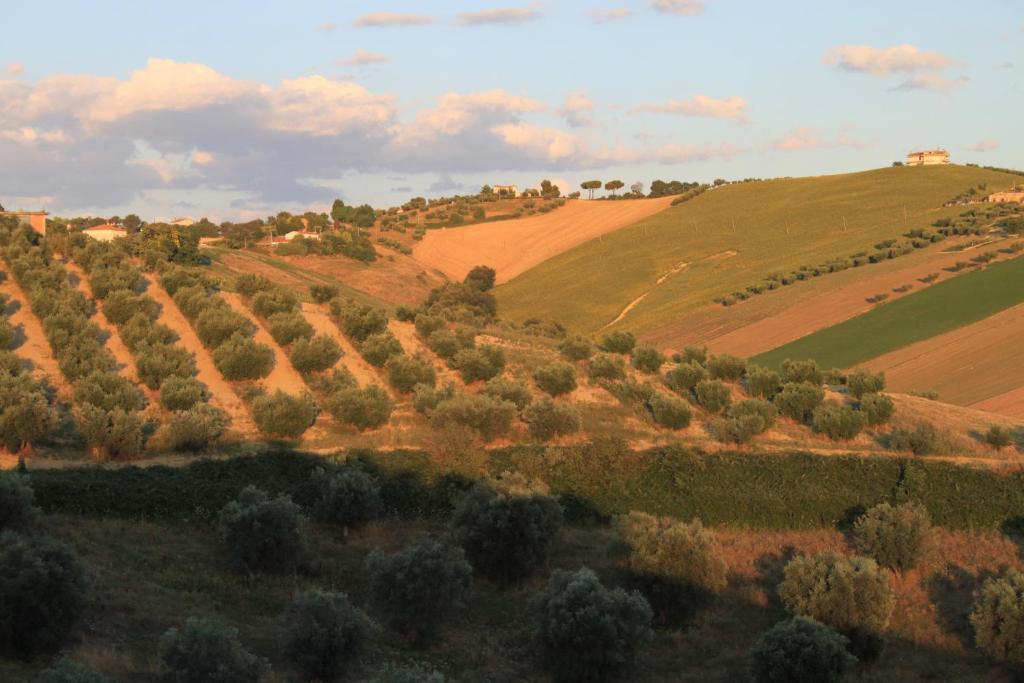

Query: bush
[73,369,145,413]
[558,335,593,361]
[328,385,393,431]
[451,345,505,382]
[451,484,563,582]
[212,332,274,381]
[664,361,708,395]
[781,359,824,385]
[853,502,932,571]
[166,404,228,452]
[648,392,692,429]
[235,273,273,298]
[728,399,777,433]
[612,512,726,625]
[745,366,781,399]
[888,421,939,455]
[333,301,388,342]
[587,353,626,381]
[482,377,533,410]
[252,391,318,439]
[812,403,868,441]
[219,485,306,575]
[694,380,731,414]
[313,468,382,534]
[847,369,886,398]
[778,551,895,633]
[386,354,436,393]
[159,617,269,683]
[367,540,472,642]
[600,330,636,354]
[750,617,856,683]
[0,473,37,531]
[860,393,895,425]
[971,568,1024,665]
[252,289,298,318]
[290,334,342,374]
[431,394,516,441]
[159,376,209,411]
[411,382,457,414]
[198,306,254,349]
[535,567,652,682]
[707,354,746,381]
[413,313,446,338]
[523,397,582,440]
[985,425,1014,450]
[76,405,145,459]
[360,331,403,367]
[309,284,339,304]
[134,343,197,390]
[282,590,372,682]
[533,362,577,397]
[0,531,86,658]
[464,265,496,291]
[631,346,665,374]
[101,290,158,326]
[35,658,113,683]
[774,382,825,423]
[266,311,314,346]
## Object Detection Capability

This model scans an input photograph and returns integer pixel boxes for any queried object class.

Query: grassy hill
[496,165,1022,335]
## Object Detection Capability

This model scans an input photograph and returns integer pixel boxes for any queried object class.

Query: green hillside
[496,165,1021,335]
[750,254,1024,370]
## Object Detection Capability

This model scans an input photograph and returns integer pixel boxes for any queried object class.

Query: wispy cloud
[353,12,433,28]
[894,73,967,92]
[559,90,595,127]
[316,22,337,32]
[338,50,391,67]
[589,8,632,23]
[967,140,998,152]
[5,63,24,78]
[771,127,870,151]
[634,94,749,121]
[823,44,955,76]
[456,6,545,26]
[651,0,705,16]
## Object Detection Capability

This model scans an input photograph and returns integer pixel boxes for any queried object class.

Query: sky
[0,0,1021,221]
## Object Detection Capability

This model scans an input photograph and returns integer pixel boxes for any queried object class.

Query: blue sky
[1,0,1020,220]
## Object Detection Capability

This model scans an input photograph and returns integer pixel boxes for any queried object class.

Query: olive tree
[750,617,856,683]
[853,502,932,572]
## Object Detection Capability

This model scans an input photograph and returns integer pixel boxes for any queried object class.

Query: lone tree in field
[464,265,497,292]
[604,180,625,196]
[581,179,602,199]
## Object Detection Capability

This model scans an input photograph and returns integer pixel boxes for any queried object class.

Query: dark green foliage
[0,531,86,658]
[781,359,824,385]
[313,467,383,533]
[533,362,577,397]
[413,313,446,338]
[212,333,275,381]
[745,365,782,399]
[812,403,868,441]
[252,391,318,439]
[600,331,636,354]
[648,392,692,429]
[451,345,505,382]
[309,284,339,304]
[970,569,1024,665]
[412,382,457,415]
[386,354,436,393]
[101,290,158,326]
[859,394,895,426]
[774,383,825,423]
[779,551,895,633]
[252,289,298,318]
[166,404,228,452]
[219,485,306,575]
[750,617,856,683]
[558,335,593,361]
[464,265,496,291]
[482,377,533,410]
[234,273,273,298]
[134,342,197,390]
[333,301,388,342]
[159,376,209,411]
[631,346,665,374]
[523,397,582,440]
[424,282,497,322]
[367,540,472,642]
[847,369,886,398]
[121,313,178,352]
[587,353,626,381]
[0,373,55,452]
[451,484,563,582]
[371,665,446,683]
[535,567,653,682]
[0,473,36,531]
[853,502,932,571]
[679,345,707,366]
[425,328,468,360]
[76,405,145,458]
[34,658,113,683]
[888,421,939,455]
[707,354,746,381]
[328,386,393,431]
[159,617,269,683]
[289,334,342,374]
[985,425,1014,450]
[360,331,403,367]
[720,399,777,444]
[694,380,731,414]
[266,311,314,346]
[431,394,516,441]
[664,361,707,395]
[282,590,372,681]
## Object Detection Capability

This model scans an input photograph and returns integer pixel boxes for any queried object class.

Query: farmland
[496,165,1023,334]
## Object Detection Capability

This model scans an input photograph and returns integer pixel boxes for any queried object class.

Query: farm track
[300,303,393,394]
[0,273,70,400]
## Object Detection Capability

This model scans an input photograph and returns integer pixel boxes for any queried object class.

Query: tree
[282,590,372,682]
[367,540,472,643]
[252,391,318,439]
[121,214,143,233]
[707,354,746,381]
[533,362,577,397]
[289,334,342,374]
[359,331,403,367]
[310,284,339,304]
[540,179,561,198]
[313,467,383,535]
[750,617,856,683]
[35,658,114,683]
[888,421,939,455]
[853,502,932,572]
[694,380,731,414]
[812,403,868,441]
[604,180,624,196]
[648,393,692,429]
[774,383,825,423]
[664,361,708,396]
[971,568,1024,665]
[534,568,653,682]
[580,180,602,200]
[631,346,665,374]
[212,333,274,381]
[76,405,145,459]
[860,393,895,426]
[451,484,563,582]
[165,404,227,451]
[0,373,55,453]
[985,425,1014,450]
[328,385,393,431]
[464,265,496,291]
[630,181,644,196]
[847,369,886,399]
[600,330,635,354]
[781,359,824,385]
[451,345,505,382]
[159,617,269,683]
[481,377,533,410]
[558,335,593,361]
[219,486,306,575]
[431,393,516,441]
[386,354,436,394]
[0,473,36,531]
[266,311,314,347]
[158,376,210,411]
[587,353,626,381]
[523,397,582,440]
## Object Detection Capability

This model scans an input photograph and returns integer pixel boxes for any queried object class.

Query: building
[493,184,518,197]
[81,224,128,242]
[0,209,48,234]
[906,149,950,166]
[988,191,1024,204]
[269,229,322,247]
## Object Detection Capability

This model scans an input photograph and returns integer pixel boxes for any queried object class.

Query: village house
[0,208,48,234]
[81,223,128,242]
[493,184,518,197]
[269,229,322,247]
[906,149,950,166]
[987,191,1024,204]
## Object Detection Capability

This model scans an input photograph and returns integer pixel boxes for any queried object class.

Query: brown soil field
[641,237,1018,356]
[413,197,676,284]
[862,303,1024,407]
[972,387,1024,419]
[300,302,391,392]
[0,274,70,400]
[145,277,257,435]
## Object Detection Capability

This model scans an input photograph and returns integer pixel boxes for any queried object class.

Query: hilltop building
[0,209,48,234]
[81,224,128,242]
[906,149,950,166]
[168,217,194,226]
[493,184,518,197]
[988,191,1024,204]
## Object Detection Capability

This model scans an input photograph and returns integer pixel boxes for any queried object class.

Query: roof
[83,224,127,233]
[907,149,948,155]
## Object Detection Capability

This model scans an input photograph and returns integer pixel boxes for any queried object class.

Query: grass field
[495,165,1022,335]
[751,255,1024,370]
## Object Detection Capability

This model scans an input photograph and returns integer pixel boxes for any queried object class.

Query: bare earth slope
[413,197,675,284]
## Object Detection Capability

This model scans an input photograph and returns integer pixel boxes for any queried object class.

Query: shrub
[386,354,436,393]
[333,301,388,341]
[76,405,145,459]
[707,354,746,381]
[888,421,939,455]
[750,617,856,683]
[219,485,306,575]
[745,365,781,399]
[328,385,393,431]
[694,380,731,414]
[778,551,895,633]
[212,332,274,381]
[134,343,197,390]
[412,382,457,414]
[0,531,86,658]
[367,540,472,642]
[451,484,563,582]
[73,370,145,413]
[860,393,895,425]
[587,353,626,381]
[631,346,665,374]
[235,273,273,298]
[847,369,886,398]
[812,403,868,441]
[464,265,496,291]
[600,330,636,354]
[101,290,158,326]
[35,658,113,683]
[0,473,36,531]
[360,331,403,367]
[728,399,778,433]
[159,617,269,683]
[290,334,342,374]
[282,590,372,682]
[558,335,593,361]
[266,311,314,346]
[413,313,446,338]
[985,425,1014,450]
[166,404,228,452]
[431,394,516,441]
[971,568,1024,665]
[252,391,318,439]
[648,392,692,429]
[664,361,708,396]
[309,284,339,304]
[523,397,582,440]
[679,345,707,366]
[781,359,824,385]
[853,502,932,571]
[252,289,298,318]
[482,377,533,409]
[612,512,727,625]
[451,345,505,382]
[774,382,825,423]
[425,328,465,360]
[158,376,209,411]
[533,362,577,397]
[534,567,652,682]
[313,468,382,535]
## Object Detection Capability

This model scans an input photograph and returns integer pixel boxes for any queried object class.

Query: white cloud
[317,22,337,32]
[894,73,967,92]
[338,50,391,66]
[264,76,395,136]
[353,12,433,27]
[771,127,869,151]
[967,140,998,152]
[393,89,545,144]
[635,94,749,121]
[456,6,545,25]
[0,127,68,144]
[589,8,632,23]
[491,122,588,162]
[651,0,705,16]
[823,44,955,76]
[5,63,24,78]
[559,90,595,127]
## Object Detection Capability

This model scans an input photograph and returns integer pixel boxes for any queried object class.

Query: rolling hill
[495,165,1022,335]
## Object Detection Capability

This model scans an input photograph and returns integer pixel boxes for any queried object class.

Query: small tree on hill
[648,392,692,429]
[158,376,209,411]
[604,180,624,196]
[159,618,269,683]
[166,404,228,452]
[290,334,343,374]
[774,382,825,423]
[282,590,373,682]
[464,265,497,292]
[664,361,708,396]
[750,617,856,683]
[328,385,393,431]
[631,346,665,374]
[853,502,932,572]
[252,391,318,440]
[707,354,746,381]
[781,359,824,385]
[313,467,383,536]
[812,403,868,441]
[860,393,895,425]
[523,397,582,440]
[847,369,886,399]
[694,380,731,414]
[533,362,577,397]
[212,332,274,381]
[745,366,781,399]
[219,486,306,575]
[600,330,635,354]
[580,180,602,200]
[971,568,1024,665]
[985,425,1014,450]
[558,335,593,361]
